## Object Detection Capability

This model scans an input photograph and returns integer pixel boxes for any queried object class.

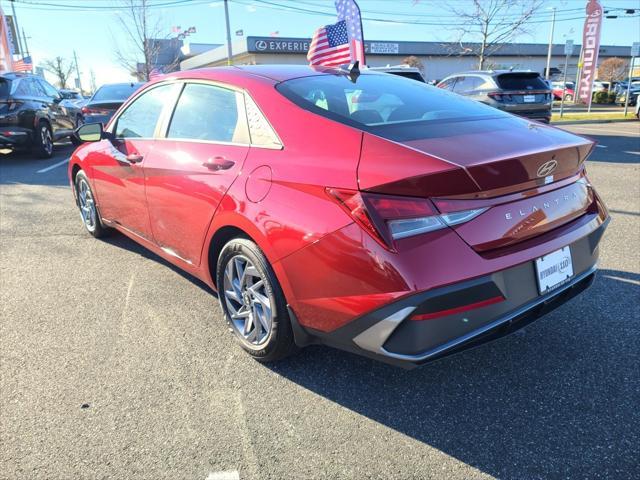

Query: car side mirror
[76,122,104,142]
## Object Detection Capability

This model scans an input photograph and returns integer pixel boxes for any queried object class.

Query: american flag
[307,20,351,67]
[13,55,32,72]
[335,0,366,65]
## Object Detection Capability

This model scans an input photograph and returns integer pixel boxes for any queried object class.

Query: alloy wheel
[41,125,53,156]
[77,178,97,231]
[222,255,273,346]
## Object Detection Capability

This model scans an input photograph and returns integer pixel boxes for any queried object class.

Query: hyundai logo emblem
[537,160,558,177]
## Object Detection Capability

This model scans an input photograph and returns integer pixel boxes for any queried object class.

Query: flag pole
[354,0,365,65]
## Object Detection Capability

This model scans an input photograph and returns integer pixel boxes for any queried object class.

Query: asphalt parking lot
[1,121,639,480]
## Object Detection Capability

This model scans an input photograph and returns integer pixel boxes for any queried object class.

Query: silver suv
[437,70,552,123]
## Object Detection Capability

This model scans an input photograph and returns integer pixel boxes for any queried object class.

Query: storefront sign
[369,42,399,54]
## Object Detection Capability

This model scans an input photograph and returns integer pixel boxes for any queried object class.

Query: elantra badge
[537,160,558,177]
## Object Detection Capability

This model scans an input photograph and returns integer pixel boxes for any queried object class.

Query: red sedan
[69,66,609,368]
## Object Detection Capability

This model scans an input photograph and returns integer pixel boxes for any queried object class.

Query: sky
[5,0,640,89]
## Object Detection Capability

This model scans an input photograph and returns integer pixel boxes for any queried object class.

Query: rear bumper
[83,114,112,126]
[511,110,551,122]
[0,126,32,147]
[302,220,606,368]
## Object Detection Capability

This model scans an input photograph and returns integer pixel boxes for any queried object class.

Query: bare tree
[597,57,628,83]
[402,55,424,71]
[42,56,75,88]
[446,0,543,70]
[113,0,179,81]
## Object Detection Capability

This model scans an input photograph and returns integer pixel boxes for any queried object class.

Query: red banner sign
[578,0,603,104]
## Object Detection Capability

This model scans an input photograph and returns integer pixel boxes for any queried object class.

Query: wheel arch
[207,225,251,289]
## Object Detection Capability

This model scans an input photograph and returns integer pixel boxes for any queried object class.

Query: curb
[551,117,638,125]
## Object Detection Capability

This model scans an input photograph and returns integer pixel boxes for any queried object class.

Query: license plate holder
[535,246,574,294]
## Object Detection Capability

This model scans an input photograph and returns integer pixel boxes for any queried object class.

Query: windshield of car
[92,83,141,102]
[495,73,549,90]
[277,73,506,132]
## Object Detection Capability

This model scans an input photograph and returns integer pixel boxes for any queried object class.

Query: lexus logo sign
[537,160,558,177]
[255,40,267,51]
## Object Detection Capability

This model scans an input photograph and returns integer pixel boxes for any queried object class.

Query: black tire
[216,238,296,362]
[70,115,83,146]
[74,170,110,238]
[33,121,54,158]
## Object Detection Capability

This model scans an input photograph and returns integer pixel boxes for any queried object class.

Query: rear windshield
[0,78,11,98]
[276,73,506,132]
[496,73,549,91]
[92,83,142,102]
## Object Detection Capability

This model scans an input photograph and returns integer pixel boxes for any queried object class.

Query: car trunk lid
[358,116,596,252]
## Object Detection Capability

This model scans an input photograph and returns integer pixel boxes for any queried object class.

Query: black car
[437,70,552,123]
[0,72,77,158]
[81,82,143,126]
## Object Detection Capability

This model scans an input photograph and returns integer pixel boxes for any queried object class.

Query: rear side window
[0,79,11,98]
[167,83,249,144]
[115,84,179,139]
[277,73,505,129]
[437,78,457,91]
[39,79,60,98]
[496,73,548,90]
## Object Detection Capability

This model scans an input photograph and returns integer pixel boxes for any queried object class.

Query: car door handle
[126,153,144,163]
[203,156,235,171]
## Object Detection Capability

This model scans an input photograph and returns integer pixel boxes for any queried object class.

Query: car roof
[166,64,381,84]
[447,70,541,77]
[98,82,144,88]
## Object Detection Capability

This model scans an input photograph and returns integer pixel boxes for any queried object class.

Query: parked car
[368,65,426,82]
[551,81,575,101]
[60,88,86,106]
[437,70,552,123]
[59,88,87,129]
[0,72,77,157]
[80,82,143,126]
[616,85,640,106]
[69,66,608,368]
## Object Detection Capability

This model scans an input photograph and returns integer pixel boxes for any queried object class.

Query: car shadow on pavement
[580,134,639,164]
[267,269,639,479]
[101,233,216,297]
[0,143,75,187]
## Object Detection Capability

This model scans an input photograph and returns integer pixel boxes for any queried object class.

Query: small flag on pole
[13,55,32,72]
[307,20,352,67]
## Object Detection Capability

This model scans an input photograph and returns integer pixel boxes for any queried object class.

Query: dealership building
[180,36,634,82]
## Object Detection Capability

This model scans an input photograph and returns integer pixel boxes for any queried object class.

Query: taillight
[81,106,110,115]
[488,92,503,101]
[326,188,487,249]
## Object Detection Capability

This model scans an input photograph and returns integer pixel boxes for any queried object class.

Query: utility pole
[21,28,29,57]
[624,56,637,116]
[9,0,25,57]
[545,7,556,80]
[223,0,233,65]
[73,50,83,93]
